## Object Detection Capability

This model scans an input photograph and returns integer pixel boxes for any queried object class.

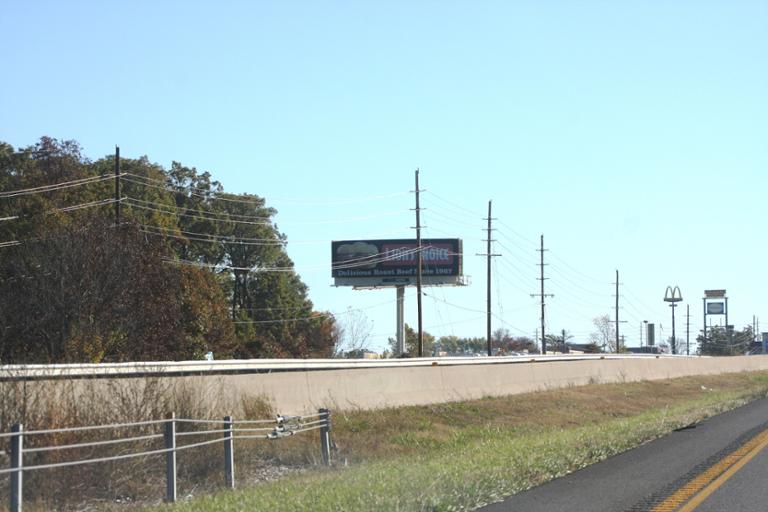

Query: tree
[0,137,336,362]
[0,219,236,363]
[332,307,374,357]
[582,341,602,353]
[698,325,754,356]
[545,330,573,353]
[387,324,435,357]
[590,315,617,352]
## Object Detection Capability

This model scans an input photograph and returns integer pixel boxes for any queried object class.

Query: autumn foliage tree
[0,137,338,363]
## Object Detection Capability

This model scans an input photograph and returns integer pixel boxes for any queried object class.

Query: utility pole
[611,270,627,353]
[479,201,500,356]
[615,270,620,352]
[686,305,691,355]
[413,169,424,357]
[531,235,553,354]
[114,146,121,226]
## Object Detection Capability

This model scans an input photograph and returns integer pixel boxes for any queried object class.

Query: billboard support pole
[396,286,405,356]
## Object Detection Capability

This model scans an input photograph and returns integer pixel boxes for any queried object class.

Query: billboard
[647,323,655,346]
[706,302,725,315]
[332,239,464,287]
[704,289,726,298]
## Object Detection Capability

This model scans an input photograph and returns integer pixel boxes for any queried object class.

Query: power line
[124,196,272,220]
[233,298,399,325]
[124,198,270,225]
[495,219,538,249]
[122,175,268,206]
[547,264,608,297]
[124,195,408,226]
[0,198,120,223]
[126,171,411,205]
[423,191,485,218]
[162,245,437,273]
[548,251,610,285]
[139,227,286,247]
[0,175,115,198]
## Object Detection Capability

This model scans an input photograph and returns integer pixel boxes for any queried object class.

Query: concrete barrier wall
[7,356,768,415]
[183,355,768,413]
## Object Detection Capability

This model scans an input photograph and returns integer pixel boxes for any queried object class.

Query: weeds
[1,371,768,511]
[156,371,768,512]
[0,377,306,511]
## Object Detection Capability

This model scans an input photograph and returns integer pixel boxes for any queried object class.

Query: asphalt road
[479,396,768,512]
[692,438,768,512]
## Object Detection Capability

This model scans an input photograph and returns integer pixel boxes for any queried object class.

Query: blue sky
[2,1,766,352]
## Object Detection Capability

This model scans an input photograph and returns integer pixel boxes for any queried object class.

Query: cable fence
[0,408,332,511]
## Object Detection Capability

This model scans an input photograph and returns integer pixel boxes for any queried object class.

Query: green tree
[388,324,435,357]
[0,137,335,362]
[698,325,753,356]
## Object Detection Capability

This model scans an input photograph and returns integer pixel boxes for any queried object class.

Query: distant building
[626,346,661,354]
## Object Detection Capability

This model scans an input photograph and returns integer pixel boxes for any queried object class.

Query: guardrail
[0,354,678,380]
[0,409,332,511]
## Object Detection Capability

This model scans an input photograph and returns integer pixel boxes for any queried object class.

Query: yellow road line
[651,428,768,512]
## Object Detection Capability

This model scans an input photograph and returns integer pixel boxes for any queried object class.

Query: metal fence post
[10,423,22,512]
[164,413,176,503]
[224,416,235,489]
[319,408,331,466]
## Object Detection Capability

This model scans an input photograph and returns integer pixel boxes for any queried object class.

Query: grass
[150,371,768,512]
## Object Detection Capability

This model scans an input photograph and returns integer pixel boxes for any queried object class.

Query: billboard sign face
[332,239,464,287]
[647,323,655,346]
[705,289,726,298]
[706,302,725,315]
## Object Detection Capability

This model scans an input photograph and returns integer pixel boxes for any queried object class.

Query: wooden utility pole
[615,270,620,352]
[414,169,423,357]
[481,201,499,356]
[486,202,492,356]
[531,235,553,354]
[686,305,691,355]
[114,146,121,226]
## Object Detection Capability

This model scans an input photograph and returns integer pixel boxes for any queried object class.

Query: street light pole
[670,303,677,355]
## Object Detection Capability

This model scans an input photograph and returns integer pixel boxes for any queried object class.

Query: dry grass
[156,371,768,512]
[328,372,768,464]
[1,371,768,511]
[0,376,295,511]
